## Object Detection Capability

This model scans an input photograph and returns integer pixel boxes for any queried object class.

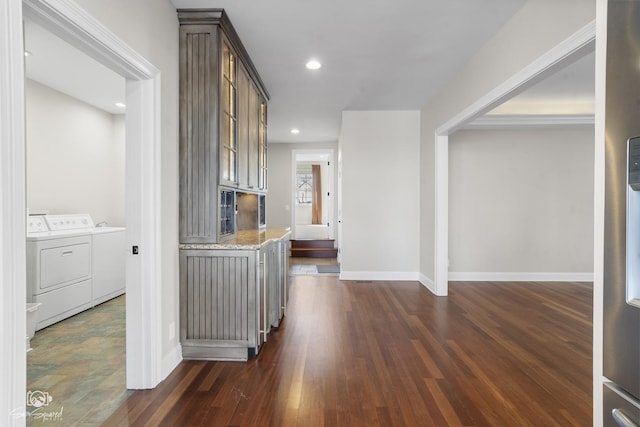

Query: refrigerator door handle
[613,408,639,427]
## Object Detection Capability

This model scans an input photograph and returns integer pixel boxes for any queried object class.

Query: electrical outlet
[169,322,175,340]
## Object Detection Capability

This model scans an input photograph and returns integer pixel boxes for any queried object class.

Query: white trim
[593,0,607,424]
[465,114,594,129]
[419,274,437,295]
[21,0,163,389]
[23,0,156,80]
[162,343,183,379]
[124,77,163,389]
[1,1,27,424]
[339,271,420,281]
[436,21,596,135]
[433,21,596,297]
[448,272,594,282]
[434,134,449,296]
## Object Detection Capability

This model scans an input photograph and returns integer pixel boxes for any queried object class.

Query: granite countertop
[179,227,291,250]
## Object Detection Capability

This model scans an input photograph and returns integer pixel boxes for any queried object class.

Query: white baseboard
[162,343,183,380]
[339,271,420,281]
[447,272,594,282]
[419,274,438,294]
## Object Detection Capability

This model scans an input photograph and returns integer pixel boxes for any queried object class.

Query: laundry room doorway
[20,0,163,392]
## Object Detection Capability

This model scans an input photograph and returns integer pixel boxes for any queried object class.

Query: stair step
[291,239,335,249]
[290,247,338,258]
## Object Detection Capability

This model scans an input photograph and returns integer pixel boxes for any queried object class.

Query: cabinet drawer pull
[61,250,74,256]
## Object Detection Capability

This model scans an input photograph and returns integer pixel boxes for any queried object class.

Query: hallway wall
[339,110,420,279]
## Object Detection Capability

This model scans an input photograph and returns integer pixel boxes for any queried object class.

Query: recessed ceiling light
[115,102,126,108]
[291,128,300,134]
[305,60,321,70]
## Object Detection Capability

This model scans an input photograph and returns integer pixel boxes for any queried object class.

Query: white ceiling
[23,18,126,115]
[23,0,595,142]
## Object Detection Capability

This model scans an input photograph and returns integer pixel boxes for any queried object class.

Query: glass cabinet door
[221,42,237,184]
[220,190,235,238]
[258,100,267,190]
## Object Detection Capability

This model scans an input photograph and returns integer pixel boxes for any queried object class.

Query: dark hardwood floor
[103,277,592,426]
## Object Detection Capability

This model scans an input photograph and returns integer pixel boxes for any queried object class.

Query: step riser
[290,249,338,258]
[291,239,335,249]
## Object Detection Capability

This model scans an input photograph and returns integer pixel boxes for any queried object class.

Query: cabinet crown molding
[177,8,270,100]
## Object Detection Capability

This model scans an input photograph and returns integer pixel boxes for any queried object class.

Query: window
[296,165,313,204]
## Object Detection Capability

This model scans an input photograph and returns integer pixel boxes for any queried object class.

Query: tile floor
[26,295,129,426]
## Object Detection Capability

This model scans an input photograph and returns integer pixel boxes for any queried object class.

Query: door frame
[1,0,162,421]
[1,0,28,422]
[291,149,336,243]
[432,21,596,296]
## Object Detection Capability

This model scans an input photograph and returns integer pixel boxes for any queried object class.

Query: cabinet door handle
[61,250,73,256]
[613,409,639,427]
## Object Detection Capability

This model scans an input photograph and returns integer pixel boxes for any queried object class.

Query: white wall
[448,126,594,280]
[26,79,125,226]
[339,111,420,279]
[267,142,338,231]
[72,0,180,360]
[420,0,596,282]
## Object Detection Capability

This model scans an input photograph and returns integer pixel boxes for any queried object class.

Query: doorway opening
[19,0,163,395]
[289,149,339,274]
[23,15,129,419]
[432,23,596,296]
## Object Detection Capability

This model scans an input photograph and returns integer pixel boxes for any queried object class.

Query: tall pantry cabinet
[178,9,269,244]
[178,9,285,361]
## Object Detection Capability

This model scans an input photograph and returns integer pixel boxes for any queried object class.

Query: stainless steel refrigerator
[603,1,640,426]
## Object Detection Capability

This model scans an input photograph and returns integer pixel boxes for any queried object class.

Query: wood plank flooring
[104,278,592,426]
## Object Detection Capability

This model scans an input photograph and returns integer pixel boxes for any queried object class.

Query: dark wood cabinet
[178,9,269,244]
[178,9,281,362]
[237,63,250,189]
[179,230,291,361]
[237,62,263,191]
[259,99,268,190]
[248,79,261,189]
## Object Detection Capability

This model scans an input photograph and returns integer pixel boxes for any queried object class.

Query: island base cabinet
[278,235,290,321]
[259,241,280,341]
[180,249,259,360]
[180,243,287,361]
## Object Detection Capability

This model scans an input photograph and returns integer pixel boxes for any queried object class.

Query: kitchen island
[179,228,291,361]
